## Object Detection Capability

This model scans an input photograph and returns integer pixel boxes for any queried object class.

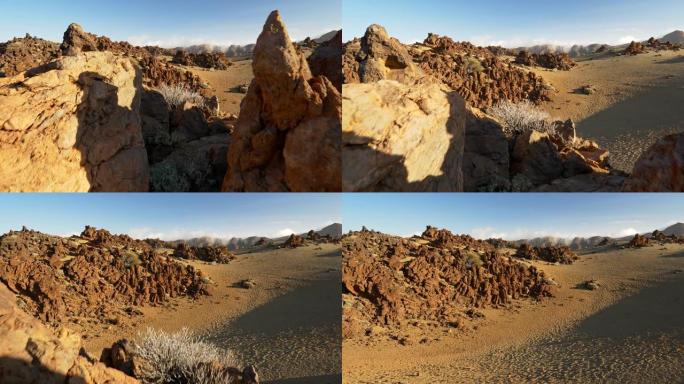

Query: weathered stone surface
[0,34,59,77]
[0,284,139,384]
[463,108,510,191]
[624,132,684,192]
[222,11,341,192]
[515,51,576,70]
[308,30,342,91]
[511,130,563,186]
[515,243,577,264]
[342,24,421,84]
[0,51,149,192]
[342,79,465,191]
[342,227,554,339]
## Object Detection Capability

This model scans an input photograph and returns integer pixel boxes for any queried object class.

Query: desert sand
[527,50,684,172]
[187,58,254,116]
[83,243,341,384]
[343,243,684,383]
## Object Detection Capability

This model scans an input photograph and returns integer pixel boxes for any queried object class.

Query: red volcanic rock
[172,50,232,70]
[282,234,305,248]
[628,234,649,248]
[515,51,576,70]
[624,133,684,192]
[624,41,645,55]
[515,243,577,264]
[173,243,235,263]
[0,34,59,77]
[0,227,210,327]
[342,228,554,338]
[222,11,341,192]
[308,30,342,91]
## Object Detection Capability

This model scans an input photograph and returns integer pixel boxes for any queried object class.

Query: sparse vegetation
[464,56,484,73]
[488,100,556,136]
[122,249,141,268]
[134,328,240,384]
[156,83,206,108]
[464,250,484,268]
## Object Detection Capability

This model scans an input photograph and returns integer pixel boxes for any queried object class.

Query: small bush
[134,328,240,384]
[156,84,205,108]
[122,250,141,268]
[488,100,556,136]
[465,56,484,73]
[463,250,483,269]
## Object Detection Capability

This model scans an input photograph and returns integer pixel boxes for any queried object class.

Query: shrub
[134,328,240,384]
[156,83,205,108]
[463,250,483,268]
[122,250,141,268]
[488,100,556,136]
[464,56,484,73]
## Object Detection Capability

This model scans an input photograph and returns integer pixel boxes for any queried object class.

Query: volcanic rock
[0,227,210,327]
[172,50,232,70]
[511,130,563,186]
[342,79,466,191]
[463,108,510,191]
[222,10,341,192]
[0,51,149,192]
[343,228,555,339]
[628,234,649,248]
[173,243,234,263]
[624,132,684,192]
[0,283,139,383]
[515,243,577,264]
[0,34,60,77]
[308,30,343,91]
[282,234,305,248]
[624,41,645,55]
[515,51,576,70]
[342,24,421,84]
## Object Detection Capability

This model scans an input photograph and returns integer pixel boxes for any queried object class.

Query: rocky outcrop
[462,108,511,191]
[515,243,577,264]
[623,133,684,192]
[342,79,466,191]
[0,34,60,77]
[308,30,342,91]
[342,227,555,339]
[623,41,645,55]
[515,51,576,70]
[174,243,235,263]
[172,51,232,70]
[628,234,649,248]
[282,234,305,248]
[0,227,210,327]
[0,51,149,192]
[415,34,551,109]
[342,24,421,84]
[222,11,341,192]
[0,283,139,383]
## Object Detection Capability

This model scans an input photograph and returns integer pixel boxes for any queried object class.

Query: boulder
[0,284,139,383]
[624,132,684,192]
[343,24,421,84]
[342,79,466,191]
[0,51,149,191]
[463,108,510,191]
[511,130,563,186]
[61,23,98,55]
[308,30,342,91]
[222,10,341,192]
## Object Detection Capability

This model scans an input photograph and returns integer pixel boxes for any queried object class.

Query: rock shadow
[75,70,148,191]
[656,55,684,64]
[0,356,68,383]
[342,90,465,191]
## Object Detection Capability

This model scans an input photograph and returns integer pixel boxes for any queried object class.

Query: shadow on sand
[342,91,465,192]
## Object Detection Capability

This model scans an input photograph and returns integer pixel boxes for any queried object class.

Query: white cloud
[276,228,296,237]
[617,35,637,44]
[615,228,638,237]
[127,227,235,241]
[127,34,243,48]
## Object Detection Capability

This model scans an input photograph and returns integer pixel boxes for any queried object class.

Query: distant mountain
[663,222,684,236]
[313,30,341,44]
[171,223,342,250]
[661,30,684,44]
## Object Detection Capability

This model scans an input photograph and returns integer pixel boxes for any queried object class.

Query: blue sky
[344,0,684,46]
[343,194,684,240]
[0,0,340,47]
[0,194,340,240]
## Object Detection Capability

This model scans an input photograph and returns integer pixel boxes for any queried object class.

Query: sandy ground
[186,59,253,116]
[82,243,341,384]
[343,243,684,383]
[526,50,684,172]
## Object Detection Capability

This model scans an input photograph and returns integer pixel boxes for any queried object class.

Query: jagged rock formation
[342,227,555,339]
[623,133,684,192]
[623,41,645,55]
[282,234,305,248]
[172,50,232,70]
[628,234,649,248]
[514,51,576,70]
[342,79,465,191]
[0,227,210,327]
[650,230,684,244]
[414,34,551,109]
[0,283,140,383]
[342,24,421,84]
[514,243,577,264]
[645,37,681,51]
[0,51,149,192]
[173,243,234,263]
[221,11,341,192]
[0,34,59,77]
[308,30,343,91]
